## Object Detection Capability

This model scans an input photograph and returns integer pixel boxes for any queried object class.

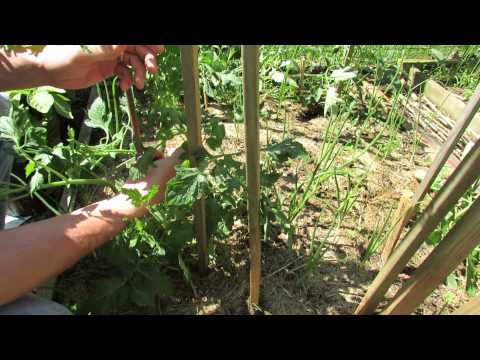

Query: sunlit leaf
[27,90,54,113]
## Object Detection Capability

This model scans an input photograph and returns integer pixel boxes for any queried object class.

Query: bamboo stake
[381,191,414,263]
[299,56,305,93]
[381,196,480,315]
[355,135,480,314]
[180,45,209,275]
[343,45,355,66]
[242,45,261,312]
[452,295,480,315]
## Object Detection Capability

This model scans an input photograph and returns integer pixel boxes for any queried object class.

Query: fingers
[169,147,185,163]
[114,45,164,91]
[134,45,160,74]
[153,147,184,168]
[153,149,164,160]
[113,63,133,92]
[122,52,147,89]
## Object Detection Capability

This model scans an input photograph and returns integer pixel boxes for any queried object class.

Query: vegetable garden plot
[1,45,480,314]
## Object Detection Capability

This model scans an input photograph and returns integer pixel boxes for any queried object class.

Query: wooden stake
[408,67,425,93]
[242,45,261,312]
[355,136,480,314]
[381,196,480,315]
[180,45,209,275]
[381,191,414,263]
[299,56,305,93]
[452,295,480,315]
[343,45,355,66]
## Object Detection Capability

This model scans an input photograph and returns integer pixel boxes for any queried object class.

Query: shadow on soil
[161,232,378,315]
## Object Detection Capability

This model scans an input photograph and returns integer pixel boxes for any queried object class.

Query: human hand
[36,45,164,91]
[119,147,185,218]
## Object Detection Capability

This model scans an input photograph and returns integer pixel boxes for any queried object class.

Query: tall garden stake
[180,45,209,275]
[242,45,261,312]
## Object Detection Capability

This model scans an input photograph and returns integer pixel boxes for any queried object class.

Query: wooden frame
[355,134,480,314]
[381,195,480,314]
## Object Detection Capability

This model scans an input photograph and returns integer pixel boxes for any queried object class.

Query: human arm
[0,148,183,306]
[0,45,164,92]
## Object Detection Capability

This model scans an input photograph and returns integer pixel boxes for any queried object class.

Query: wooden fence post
[355,136,480,314]
[381,191,414,263]
[242,45,261,313]
[381,196,480,315]
[180,45,209,275]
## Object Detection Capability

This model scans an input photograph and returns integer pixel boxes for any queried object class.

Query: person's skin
[0,45,180,306]
[0,45,164,92]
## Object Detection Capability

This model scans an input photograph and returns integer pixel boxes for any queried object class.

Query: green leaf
[52,144,66,160]
[178,253,192,283]
[38,86,66,94]
[131,288,155,307]
[121,188,144,207]
[168,221,194,253]
[27,90,54,113]
[265,138,309,163]
[85,97,109,135]
[331,67,357,82]
[88,96,106,122]
[67,127,75,140]
[431,48,445,62]
[128,147,156,181]
[270,70,285,83]
[205,121,226,150]
[34,153,53,166]
[166,161,209,206]
[94,277,125,300]
[0,116,16,141]
[29,171,44,194]
[103,241,133,267]
[25,161,36,178]
[52,93,74,119]
[218,72,242,87]
[205,197,233,238]
[136,263,174,298]
[426,229,443,246]
[315,87,324,102]
[287,77,298,88]
[446,273,458,290]
[129,235,139,248]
